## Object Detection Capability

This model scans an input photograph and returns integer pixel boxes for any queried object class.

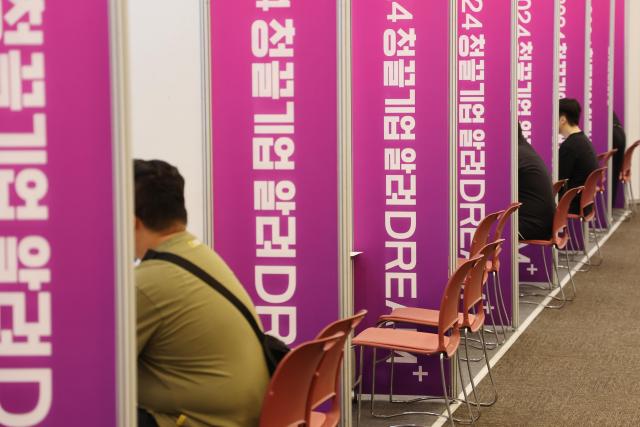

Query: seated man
[558,98,598,214]
[518,123,555,240]
[134,159,269,427]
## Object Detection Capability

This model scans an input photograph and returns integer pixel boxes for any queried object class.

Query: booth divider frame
[450,0,460,395]
[108,0,137,425]
[608,0,615,222]
[200,0,214,248]
[337,0,354,424]
[553,0,561,186]
[584,0,592,138]
[510,0,519,329]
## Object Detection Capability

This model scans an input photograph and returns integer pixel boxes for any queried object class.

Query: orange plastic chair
[594,149,617,231]
[377,240,505,410]
[567,168,606,267]
[310,311,367,427]
[456,210,504,345]
[597,148,618,167]
[620,140,640,213]
[353,256,483,427]
[259,333,344,427]
[488,203,521,339]
[519,186,583,309]
[552,179,568,198]
[459,210,504,260]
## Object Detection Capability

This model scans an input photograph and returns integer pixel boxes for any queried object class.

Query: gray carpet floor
[464,213,640,426]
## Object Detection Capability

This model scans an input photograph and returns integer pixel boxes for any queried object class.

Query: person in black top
[612,112,626,204]
[518,123,555,240]
[558,98,598,214]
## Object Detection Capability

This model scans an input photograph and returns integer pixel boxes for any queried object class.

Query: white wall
[627,0,640,199]
[126,0,209,241]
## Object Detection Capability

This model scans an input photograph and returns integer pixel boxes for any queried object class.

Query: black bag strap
[142,249,266,344]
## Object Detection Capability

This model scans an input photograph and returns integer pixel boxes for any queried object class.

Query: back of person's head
[559,98,581,126]
[134,159,188,231]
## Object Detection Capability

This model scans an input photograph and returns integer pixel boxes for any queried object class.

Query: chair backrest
[597,148,618,167]
[552,179,568,197]
[310,310,367,420]
[259,333,344,427]
[462,240,505,329]
[491,203,521,272]
[621,141,640,181]
[580,167,606,219]
[438,256,482,357]
[552,186,583,249]
[469,210,504,256]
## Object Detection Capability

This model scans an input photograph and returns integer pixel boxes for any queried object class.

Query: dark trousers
[138,408,159,427]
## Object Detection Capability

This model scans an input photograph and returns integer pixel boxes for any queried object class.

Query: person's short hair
[134,159,188,231]
[559,98,581,126]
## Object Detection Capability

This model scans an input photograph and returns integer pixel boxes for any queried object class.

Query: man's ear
[134,216,143,231]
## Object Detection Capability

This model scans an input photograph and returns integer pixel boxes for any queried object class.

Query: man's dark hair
[559,98,581,126]
[134,159,188,231]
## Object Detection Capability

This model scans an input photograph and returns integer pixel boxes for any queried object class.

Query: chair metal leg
[490,273,507,342]
[586,219,603,266]
[357,346,364,427]
[485,286,501,346]
[580,219,593,269]
[463,329,481,408]
[568,219,590,272]
[455,351,478,425]
[494,272,511,332]
[562,247,578,298]
[600,191,609,231]
[440,354,456,427]
[478,325,498,406]
[370,348,377,415]
[541,247,568,309]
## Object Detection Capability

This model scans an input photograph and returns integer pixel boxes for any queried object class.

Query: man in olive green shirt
[134,160,269,427]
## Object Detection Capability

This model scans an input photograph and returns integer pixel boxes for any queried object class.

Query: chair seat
[379,307,478,331]
[310,412,326,427]
[310,411,339,427]
[353,327,448,356]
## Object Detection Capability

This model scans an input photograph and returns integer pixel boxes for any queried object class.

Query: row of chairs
[263,141,639,427]
[350,201,524,426]
[523,140,640,308]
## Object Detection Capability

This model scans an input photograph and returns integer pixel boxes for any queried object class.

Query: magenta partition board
[590,0,612,223]
[559,0,587,113]
[613,0,624,208]
[0,1,117,425]
[518,1,557,283]
[458,1,514,324]
[211,2,340,346]
[590,0,611,156]
[353,0,451,396]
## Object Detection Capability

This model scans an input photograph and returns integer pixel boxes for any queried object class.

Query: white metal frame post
[449,0,459,396]
[584,0,593,137]
[510,0,519,329]
[108,0,137,425]
[200,0,214,247]
[608,0,616,222]
[553,0,561,185]
[337,0,354,425]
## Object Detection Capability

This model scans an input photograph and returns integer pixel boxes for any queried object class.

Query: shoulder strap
[142,249,265,344]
